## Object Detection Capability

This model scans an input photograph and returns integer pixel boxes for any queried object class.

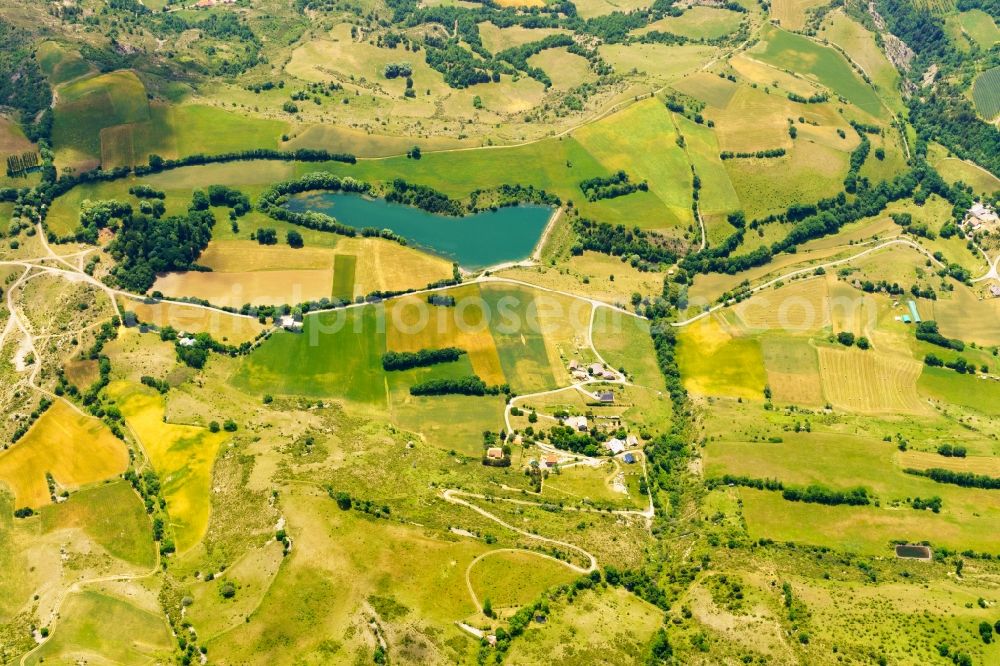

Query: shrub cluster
[381,347,465,370]
[578,170,648,201]
[720,148,786,160]
[409,375,508,396]
[905,467,1000,490]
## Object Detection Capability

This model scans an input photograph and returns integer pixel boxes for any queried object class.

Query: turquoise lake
[285,192,553,270]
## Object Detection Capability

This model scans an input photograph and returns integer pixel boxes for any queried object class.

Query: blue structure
[623,453,636,464]
[907,300,921,323]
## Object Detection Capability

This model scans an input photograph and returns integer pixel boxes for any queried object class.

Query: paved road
[972,252,1000,283]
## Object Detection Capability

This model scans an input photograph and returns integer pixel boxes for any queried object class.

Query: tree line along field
[685,248,1000,562]
[231,282,593,403]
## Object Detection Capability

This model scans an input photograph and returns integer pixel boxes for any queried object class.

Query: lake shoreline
[285,191,554,271]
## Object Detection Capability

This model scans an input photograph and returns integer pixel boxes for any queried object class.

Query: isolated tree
[836,331,855,347]
[482,598,493,618]
[219,581,236,599]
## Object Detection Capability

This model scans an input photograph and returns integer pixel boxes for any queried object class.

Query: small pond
[284,191,554,270]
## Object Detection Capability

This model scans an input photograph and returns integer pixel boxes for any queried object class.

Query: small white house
[178,337,197,347]
[588,363,604,375]
[279,315,304,332]
[565,415,588,432]
[606,438,626,455]
[626,434,639,448]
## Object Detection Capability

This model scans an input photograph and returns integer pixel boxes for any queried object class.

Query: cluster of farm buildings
[567,358,617,382]
[963,202,999,232]
[486,411,641,468]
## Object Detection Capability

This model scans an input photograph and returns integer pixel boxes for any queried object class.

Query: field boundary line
[672,238,944,327]
[463,548,582,615]
[440,488,597,573]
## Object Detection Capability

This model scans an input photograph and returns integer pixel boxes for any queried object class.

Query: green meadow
[918,366,1000,416]
[24,591,173,665]
[52,70,150,168]
[751,26,884,118]
[231,304,479,405]
[40,480,156,568]
[592,307,666,390]
[479,286,558,393]
[331,254,357,300]
[36,41,93,85]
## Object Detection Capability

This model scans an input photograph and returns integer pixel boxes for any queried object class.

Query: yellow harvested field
[125,299,266,344]
[733,277,830,332]
[152,270,334,308]
[526,48,595,91]
[155,235,452,307]
[477,23,568,53]
[285,124,477,158]
[930,285,1000,346]
[671,71,739,108]
[677,315,767,400]
[761,336,824,406]
[599,44,718,82]
[729,54,820,98]
[765,366,824,406]
[827,280,878,338]
[198,241,336,272]
[531,290,593,387]
[386,285,506,385]
[897,450,1000,476]
[498,252,663,306]
[108,381,229,553]
[817,347,925,413]
[337,237,454,297]
[770,0,830,30]
[0,401,129,508]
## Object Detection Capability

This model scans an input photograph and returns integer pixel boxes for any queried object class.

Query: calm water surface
[285,192,553,270]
